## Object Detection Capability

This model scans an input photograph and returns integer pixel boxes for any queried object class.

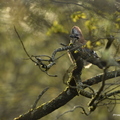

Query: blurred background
[0,0,120,120]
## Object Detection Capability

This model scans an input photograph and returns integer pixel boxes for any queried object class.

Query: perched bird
[68,26,99,68]
[69,26,86,46]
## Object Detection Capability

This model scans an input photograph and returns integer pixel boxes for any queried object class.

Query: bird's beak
[69,34,80,39]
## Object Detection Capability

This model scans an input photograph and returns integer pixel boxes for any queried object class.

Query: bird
[68,26,99,68]
[69,26,86,46]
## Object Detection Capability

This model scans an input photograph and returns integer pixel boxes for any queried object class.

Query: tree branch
[14,70,120,120]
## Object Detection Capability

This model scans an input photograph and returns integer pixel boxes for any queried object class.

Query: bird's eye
[75,34,80,39]
[75,34,79,36]
[69,33,80,39]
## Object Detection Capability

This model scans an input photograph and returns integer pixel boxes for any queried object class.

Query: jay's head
[70,26,86,45]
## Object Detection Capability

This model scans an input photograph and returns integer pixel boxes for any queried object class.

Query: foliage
[47,21,68,35]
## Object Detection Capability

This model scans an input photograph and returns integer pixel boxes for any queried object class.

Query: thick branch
[14,87,78,120]
[83,70,120,85]
[14,70,120,120]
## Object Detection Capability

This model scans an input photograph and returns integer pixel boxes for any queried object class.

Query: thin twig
[105,84,120,94]
[14,26,58,77]
[55,105,88,120]
[14,26,37,64]
[107,95,116,112]
[32,87,49,110]
[52,0,84,7]
[88,67,108,112]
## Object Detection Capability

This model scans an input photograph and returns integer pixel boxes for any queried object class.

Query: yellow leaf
[96,41,101,46]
